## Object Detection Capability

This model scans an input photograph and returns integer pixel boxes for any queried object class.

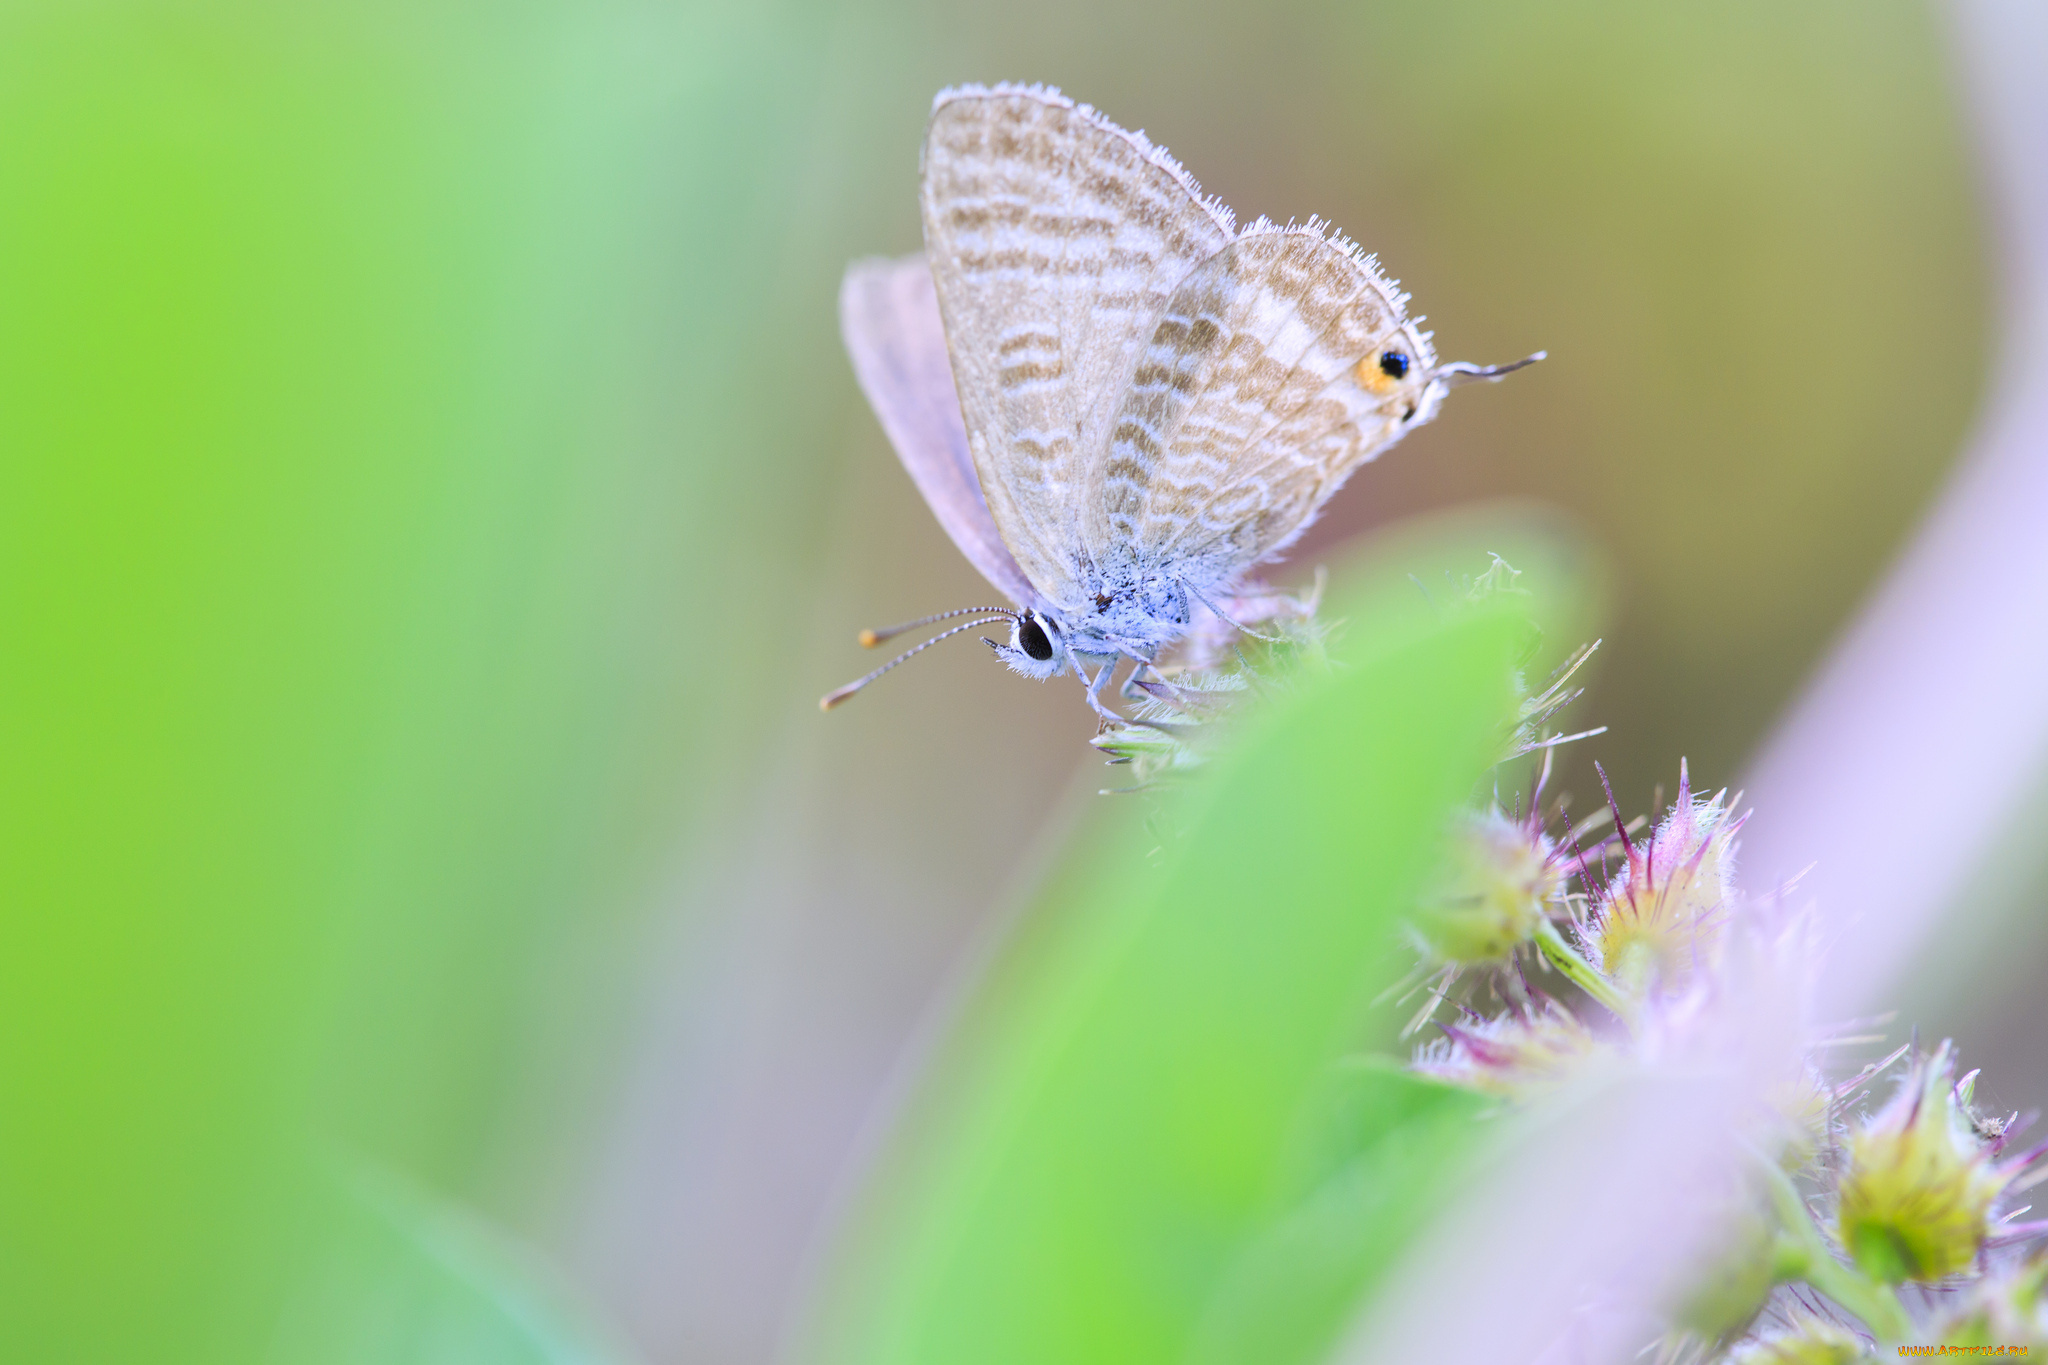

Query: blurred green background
[0,1,2018,1362]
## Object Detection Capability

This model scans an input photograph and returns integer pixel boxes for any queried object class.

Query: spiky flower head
[1413,995,1604,1099]
[1585,760,1742,997]
[1766,1065,1837,1175]
[1407,806,1567,967]
[1925,1251,2048,1348]
[1836,1040,2008,1283]
[1724,1318,1869,1363]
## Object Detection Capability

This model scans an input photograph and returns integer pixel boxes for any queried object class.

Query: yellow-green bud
[1767,1065,1834,1174]
[1670,1197,1780,1341]
[1926,1252,2048,1349]
[1726,1319,1869,1364]
[1408,808,1562,967]
[1411,997,1602,1099]
[1837,1042,2005,1283]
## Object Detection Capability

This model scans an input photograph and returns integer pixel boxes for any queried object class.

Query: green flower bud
[1926,1251,2048,1349]
[1408,807,1563,967]
[1837,1042,2005,1283]
[1411,996,1602,1099]
[1767,1064,1837,1175]
[1726,1319,1869,1363]
[1670,1196,1780,1342]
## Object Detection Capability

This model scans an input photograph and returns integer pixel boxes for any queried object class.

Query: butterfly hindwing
[1089,226,1435,581]
[920,84,1234,610]
[839,255,1041,608]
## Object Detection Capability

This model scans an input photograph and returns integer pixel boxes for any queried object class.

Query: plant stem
[1534,920,1632,1025]
[1756,1154,1912,1343]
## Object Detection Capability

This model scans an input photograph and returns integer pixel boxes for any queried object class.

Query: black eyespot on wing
[1379,350,1410,379]
[1018,614,1054,661]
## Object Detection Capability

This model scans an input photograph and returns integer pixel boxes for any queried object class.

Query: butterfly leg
[1068,647,1195,735]
[1120,660,1188,707]
[1060,642,1132,726]
[1083,656,1125,726]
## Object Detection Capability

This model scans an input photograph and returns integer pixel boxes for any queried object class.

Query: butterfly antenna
[857,606,1018,648]
[1436,351,1546,387]
[820,617,1014,710]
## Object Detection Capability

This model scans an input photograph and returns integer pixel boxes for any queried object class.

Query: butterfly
[823,84,1538,720]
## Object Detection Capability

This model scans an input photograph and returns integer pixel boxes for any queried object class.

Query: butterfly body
[825,84,1536,718]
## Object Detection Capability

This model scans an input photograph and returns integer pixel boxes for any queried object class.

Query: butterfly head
[987,608,1066,680]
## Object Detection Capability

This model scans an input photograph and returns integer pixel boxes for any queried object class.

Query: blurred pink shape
[1741,0,2048,1026]
[1341,1,2048,1358]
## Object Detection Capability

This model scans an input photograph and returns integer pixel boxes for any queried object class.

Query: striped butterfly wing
[839,255,1042,608]
[920,84,1234,610]
[1085,226,1437,585]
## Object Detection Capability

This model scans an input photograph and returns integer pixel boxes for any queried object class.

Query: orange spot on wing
[1355,354,1403,395]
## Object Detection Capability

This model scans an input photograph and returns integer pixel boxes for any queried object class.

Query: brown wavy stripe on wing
[920,84,1233,611]
[1095,225,1432,576]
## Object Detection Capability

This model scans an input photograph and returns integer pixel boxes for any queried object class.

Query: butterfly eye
[1378,350,1410,379]
[1018,613,1054,662]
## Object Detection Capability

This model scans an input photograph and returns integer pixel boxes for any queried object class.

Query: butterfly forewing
[1101,227,1435,576]
[920,85,1234,609]
[839,255,1041,607]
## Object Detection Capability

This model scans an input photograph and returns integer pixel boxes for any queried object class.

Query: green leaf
[805,526,1579,1365]
[1185,1060,1493,1365]
[276,1162,638,1365]
[0,5,843,1357]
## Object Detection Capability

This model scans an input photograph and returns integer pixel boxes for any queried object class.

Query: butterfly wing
[920,84,1234,610]
[839,255,1042,608]
[1087,225,1435,581]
